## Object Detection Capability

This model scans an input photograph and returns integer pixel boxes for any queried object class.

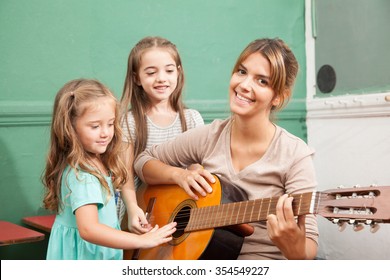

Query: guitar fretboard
[185,192,318,232]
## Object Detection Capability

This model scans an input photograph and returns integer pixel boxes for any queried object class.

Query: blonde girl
[42,79,176,260]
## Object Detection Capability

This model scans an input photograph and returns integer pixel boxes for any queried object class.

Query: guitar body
[123,176,244,260]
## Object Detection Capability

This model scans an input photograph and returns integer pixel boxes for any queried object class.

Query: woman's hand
[266,194,310,259]
[172,166,215,200]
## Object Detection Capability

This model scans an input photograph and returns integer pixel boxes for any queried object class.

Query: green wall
[0,0,306,259]
[314,0,390,96]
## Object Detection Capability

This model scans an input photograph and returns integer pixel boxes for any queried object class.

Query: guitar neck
[185,192,317,232]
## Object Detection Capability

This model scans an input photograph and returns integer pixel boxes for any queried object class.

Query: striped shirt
[123,109,204,151]
[117,109,204,221]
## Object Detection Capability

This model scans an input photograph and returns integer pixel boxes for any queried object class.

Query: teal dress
[46,166,123,260]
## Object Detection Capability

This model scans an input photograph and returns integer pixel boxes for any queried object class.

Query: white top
[122,108,204,189]
[117,109,204,222]
[123,109,204,150]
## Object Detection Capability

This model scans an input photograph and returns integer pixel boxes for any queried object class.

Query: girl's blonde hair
[232,38,299,111]
[42,79,128,213]
[120,36,188,159]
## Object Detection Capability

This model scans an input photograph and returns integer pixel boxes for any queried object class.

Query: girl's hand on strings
[140,222,177,248]
[127,202,152,234]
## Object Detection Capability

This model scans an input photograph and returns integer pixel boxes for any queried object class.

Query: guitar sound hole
[172,206,191,238]
[168,199,196,246]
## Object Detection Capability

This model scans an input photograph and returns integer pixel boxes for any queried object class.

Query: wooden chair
[22,215,55,233]
[0,220,45,246]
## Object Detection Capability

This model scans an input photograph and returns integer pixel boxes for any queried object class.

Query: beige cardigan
[134,118,319,260]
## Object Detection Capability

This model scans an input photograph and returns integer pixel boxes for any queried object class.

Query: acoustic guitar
[123,175,390,260]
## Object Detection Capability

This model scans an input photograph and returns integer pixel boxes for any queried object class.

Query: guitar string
[170,192,326,220]
[171,204,318,227]
[179,193,373,230]
[149,193,334,231]
[168,195,374,231]
[165,193,323,222]
[143,188,378,229]
[147,189,365,223]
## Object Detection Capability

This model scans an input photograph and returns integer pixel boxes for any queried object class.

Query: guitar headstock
[316,185,390,232]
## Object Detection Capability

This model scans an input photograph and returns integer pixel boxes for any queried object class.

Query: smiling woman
[133,38,319,260]
[229,52,276,118]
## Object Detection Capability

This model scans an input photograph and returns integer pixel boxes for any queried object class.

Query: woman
[134,38,319,260]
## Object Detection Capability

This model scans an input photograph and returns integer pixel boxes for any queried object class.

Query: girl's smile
[137,48,178,102]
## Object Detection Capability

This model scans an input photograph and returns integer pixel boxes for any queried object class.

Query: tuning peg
[348,219,355,224]
[353,223,364,232]
[370,223,380,233]
[338,221,347,232]
[353,184,361,188]
[364,219,373,225]
[331,218,339,224]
